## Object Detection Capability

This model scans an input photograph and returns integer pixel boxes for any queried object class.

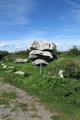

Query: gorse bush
[64,62,80,79]
[46,59,80,80]
[68,46,80,56]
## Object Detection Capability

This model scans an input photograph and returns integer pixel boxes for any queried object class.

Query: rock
[8,66,14,69]
[29,50,53,60]
[15,58,28,63]
[1,63,7,69]
[30,41,56,51]
[29,40,57,66]
[15,71,25,76]
[32,59,48,66]
[3,65,7,69]
[59,70,64,79]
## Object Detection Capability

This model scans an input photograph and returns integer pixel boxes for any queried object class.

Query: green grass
[0,54,80,120]
[51,115,61,120]
[0,92,17,106]
[1,92,17,100]
[0,98,9,105]
[16,102,28,111]
[12,101,28,111]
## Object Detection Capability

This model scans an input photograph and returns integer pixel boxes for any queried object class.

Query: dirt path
[0,80,58,120]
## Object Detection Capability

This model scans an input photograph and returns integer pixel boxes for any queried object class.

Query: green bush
[0,51,9,61]
[64,62,80,79]
[68,46,80,56]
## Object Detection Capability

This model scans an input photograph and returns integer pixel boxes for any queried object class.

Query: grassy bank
[0,55,80,120]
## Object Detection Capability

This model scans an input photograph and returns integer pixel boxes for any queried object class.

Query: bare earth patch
[0,80,58,120]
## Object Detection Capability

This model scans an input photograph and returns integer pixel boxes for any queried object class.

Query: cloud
[72,9,80,21]
[0,42,7,48]
[64,0,80,9]
[0,0,36,25]
[0,28,80,52]
[15,43,27,50]
[64,0,80,21]
[0,38,79,52]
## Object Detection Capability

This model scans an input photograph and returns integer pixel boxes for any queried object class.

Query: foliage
[1,92,17,99]
[14,49,30,58]
[46,58,80,80]
[0,52,80,119]
[68,46,80,56]
[64,62,80,79]
[0,51,9,61]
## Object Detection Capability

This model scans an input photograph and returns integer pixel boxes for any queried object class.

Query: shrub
[64,62,80,79]
[68,46,80,56]
[0,51,9,61]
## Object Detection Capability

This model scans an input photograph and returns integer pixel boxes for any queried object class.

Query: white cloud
[64,0,80,9]
[0,38,80,52]
[15,43,27,50]
[72,9,80,21]
[64,0,80,22]
[0,0,36,25]
[0,28,80,52]
[0,43,7,48]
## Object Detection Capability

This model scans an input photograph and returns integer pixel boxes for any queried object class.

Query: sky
[0,0,80,52]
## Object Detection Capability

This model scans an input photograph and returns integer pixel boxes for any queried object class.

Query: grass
[1,92,17,100]
[51,115,61,120]
[16,101,28,111]
[12,101,28,112]
[0,91,28,112]
[0,92,17,106]
[0,54,80,120]
[0,98,9,105]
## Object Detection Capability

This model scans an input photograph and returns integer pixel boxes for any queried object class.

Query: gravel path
[0,79,57,120]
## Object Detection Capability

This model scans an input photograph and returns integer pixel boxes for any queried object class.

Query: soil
[0,79,58,120]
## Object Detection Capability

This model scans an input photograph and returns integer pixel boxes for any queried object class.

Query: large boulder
[30,41,56,51]
[32,59,48,66]
[29,50,53,61]
[29,40,57,66]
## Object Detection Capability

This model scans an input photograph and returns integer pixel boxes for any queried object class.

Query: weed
[0,98,9,105]
[1,92,17,100]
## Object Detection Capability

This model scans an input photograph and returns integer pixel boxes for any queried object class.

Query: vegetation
[14,101,28,111]
[0,47,80,120]
[13,49,30,58]
[1,92,17,100]
[0,51,9,61]
[68,46,80,56]
[0,92,17,106]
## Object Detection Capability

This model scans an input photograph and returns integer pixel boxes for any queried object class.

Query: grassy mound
[0,55,80,120]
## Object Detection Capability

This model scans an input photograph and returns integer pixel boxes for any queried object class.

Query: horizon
[0,0,80,52]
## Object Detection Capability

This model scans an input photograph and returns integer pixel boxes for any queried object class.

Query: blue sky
[0,0,80,52]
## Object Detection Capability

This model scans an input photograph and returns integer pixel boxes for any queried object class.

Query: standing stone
[29,41,57,66]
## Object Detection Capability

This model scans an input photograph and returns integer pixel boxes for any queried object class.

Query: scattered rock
[59,70,64,79]
[14,71,25,76]
[8,66,14,69]
[15,58,28,63]
[1,63,7,69]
